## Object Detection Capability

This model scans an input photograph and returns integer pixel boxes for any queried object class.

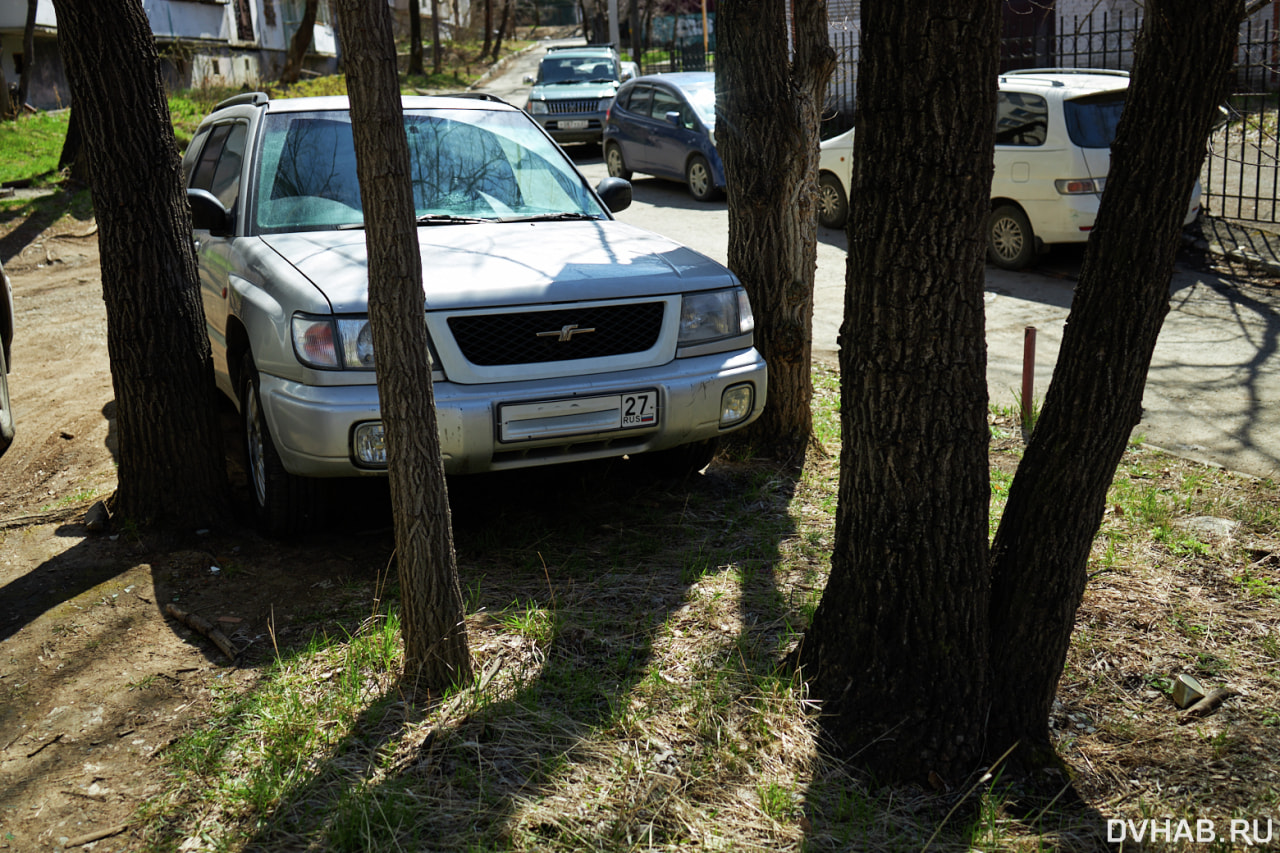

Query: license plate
[621,390,657,427]
[499,390,659,442]
[559,119,589,130]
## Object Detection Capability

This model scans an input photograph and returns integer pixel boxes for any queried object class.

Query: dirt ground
[0,193,402,851]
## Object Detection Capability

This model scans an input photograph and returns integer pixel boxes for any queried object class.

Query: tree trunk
[481,0,492,62]
[279,0,319,85]
[57,105,88,183]
[50,0,230,531]
[629,0,641,68]
[333,0,473,695]
[795,0,998,783]
[985,0,1242,777]
[716,0,834,461]
[491,0,512,62]
[0,52,11,118]
[431,0,443,75]
[408,0,425,76]
[18,0,36,108]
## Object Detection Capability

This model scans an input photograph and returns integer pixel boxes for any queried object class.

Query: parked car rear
[603,72,725,202]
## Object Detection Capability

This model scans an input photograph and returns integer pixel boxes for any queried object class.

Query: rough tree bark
[333,0,473,694]
[409,0,425,76]
[795,0,999,782]
[50,0,230,530]
[985,0,1242,778]
[798,0,1243,792]
[716,0,835,461]
[279,0,319,85]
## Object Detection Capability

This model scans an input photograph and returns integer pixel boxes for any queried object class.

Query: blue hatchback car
[603,72,725,202]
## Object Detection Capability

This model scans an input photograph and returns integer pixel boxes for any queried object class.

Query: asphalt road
[478,42,1280,481]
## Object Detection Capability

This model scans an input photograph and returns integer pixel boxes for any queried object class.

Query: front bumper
[258,348,768,477]
[533,111,607,144]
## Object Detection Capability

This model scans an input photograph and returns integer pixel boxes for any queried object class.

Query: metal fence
[1206,16,1280,224]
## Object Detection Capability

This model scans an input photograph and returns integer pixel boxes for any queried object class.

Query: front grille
[448,302,665,366]
[548,99,598,115]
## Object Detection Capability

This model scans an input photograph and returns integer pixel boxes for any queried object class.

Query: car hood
[531,82,617,100]
[260,220,738,313]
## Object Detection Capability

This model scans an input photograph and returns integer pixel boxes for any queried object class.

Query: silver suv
[183,93,766,532]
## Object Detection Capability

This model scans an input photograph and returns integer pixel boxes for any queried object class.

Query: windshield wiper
[499,212,602,223]
[416,214,492,225]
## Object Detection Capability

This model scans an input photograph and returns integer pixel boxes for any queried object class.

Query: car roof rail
[214,91,271,110]
[548,42,616,52]
[1002,67,1129,80]
[439,91,511,105]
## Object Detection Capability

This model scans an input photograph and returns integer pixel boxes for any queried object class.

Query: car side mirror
[187,188,233,237]
[595,177,632,213]
[523,74,535,84]
[665,110,682,127]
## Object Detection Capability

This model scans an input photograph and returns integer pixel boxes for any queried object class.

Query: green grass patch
[0,110,70,186]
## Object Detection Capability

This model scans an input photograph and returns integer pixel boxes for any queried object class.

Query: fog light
[353,422,387,466]
[719,383,754,426]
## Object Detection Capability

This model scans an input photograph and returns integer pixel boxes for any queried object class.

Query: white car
[817,68,1202,270]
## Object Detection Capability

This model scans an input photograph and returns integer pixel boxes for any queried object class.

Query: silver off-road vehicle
[183,92,766,533]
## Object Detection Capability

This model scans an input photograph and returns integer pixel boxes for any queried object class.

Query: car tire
[641,438,719,479]
[986,204,1037,270]
[685,154,718,202]
[605,142,632,180]
[239,354,327,535]
[817,171,849,229]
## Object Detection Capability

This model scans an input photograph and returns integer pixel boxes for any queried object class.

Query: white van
[817,69,1202,270]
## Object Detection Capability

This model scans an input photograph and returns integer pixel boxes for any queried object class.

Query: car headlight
[291,314,377,370]
[527,100,549,115]
[678,288,754,346]
[597,97,613,112]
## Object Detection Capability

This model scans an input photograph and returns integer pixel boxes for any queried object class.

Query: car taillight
[1055,178,1105,195]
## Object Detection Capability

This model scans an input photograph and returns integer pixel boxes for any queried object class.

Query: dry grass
[137,385,1280,852]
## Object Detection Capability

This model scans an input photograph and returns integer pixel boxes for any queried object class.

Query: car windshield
[539,56,617,84]
[1063,92,1126,149]
[252,107,605,233]
[679,80,717,126]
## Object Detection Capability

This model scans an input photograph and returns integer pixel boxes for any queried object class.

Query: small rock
[1183,516,1239,540]
[1172,674,1207,709]
[83,501,111,534]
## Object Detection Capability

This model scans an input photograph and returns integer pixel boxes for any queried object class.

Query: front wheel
[685,154,719,202]
[605,141,632,180]
[239,354,327,535]
[986,204,1037,270]
[817,172,849,229]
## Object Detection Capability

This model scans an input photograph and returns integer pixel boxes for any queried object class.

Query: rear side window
[995,91,1048,146]
[189,122,248,211]
[1064,93,1126,149]
[627,85,653,118]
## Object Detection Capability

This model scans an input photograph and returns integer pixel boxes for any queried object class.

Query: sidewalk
[1194,215,1280,277]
